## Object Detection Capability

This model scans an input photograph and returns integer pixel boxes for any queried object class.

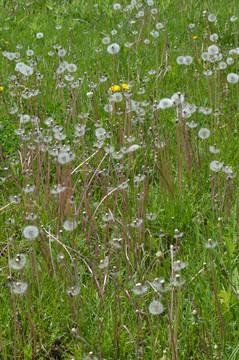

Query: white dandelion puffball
[95,127,107,140]
[159,98,173,109]
[148,300,164,315]
[66,286,80,296]
[36,32,43,39]
[198,128,210,139]
[227,73,238,84]
[176,56,185,65]
[107,43,120,55]
[208,45,219,55]
[10,281,28,295]
[113,3,121,10]
[171,93,185,105]
[67,63,77,72]
[23,225,39,240]
[208,14,216,22]
[111,92,123,103]
[184,56,193,65]
[102,37,110,45]
[58,152,71,164]
[210,160,223,172]
[9,254,27,270]
[63,220,77,231]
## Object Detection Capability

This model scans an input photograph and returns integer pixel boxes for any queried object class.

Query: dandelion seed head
[148,300,164,315]
[198,128,210,139]
[36,32,43,39]
[208,14,216,22]
[227,73,238,84]
[66,286,80,296]
[132,283,149,295]
[210,160,223,172]
[63,220,77,231]
[9,254,27,270]
[107,43,120,55]
[23,225,39,240]
[10,281,28,294]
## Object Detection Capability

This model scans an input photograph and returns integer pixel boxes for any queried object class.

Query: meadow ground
[0,0,239,359]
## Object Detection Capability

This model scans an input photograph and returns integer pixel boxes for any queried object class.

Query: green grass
[0,0,239,359]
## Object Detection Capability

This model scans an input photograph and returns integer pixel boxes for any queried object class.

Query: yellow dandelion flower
[5,41,9,45]
[193,36,198,40]
[0,86,3,92]
[109,85,121,92]
[121,83,130,90]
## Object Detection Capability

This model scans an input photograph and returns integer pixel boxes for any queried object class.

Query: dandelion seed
[150,30,159,38]
[176,56,185,65]
[19,64,34,76]
[104,104,113,112]
[95,127,107,140]
[130,218,143,228]
[186,121,198,128]
[218,62,227,70]
[10,281,28,295]
[25,213,38,221]
[58,152,71,164]
[148,300,164,315]
[226,57,234,65]
[199,107,212,115]
[23,225,39,240]
[208,45,219,55]
[156,22,164,29]
[171,92,185,105]
[222,165,234,176]
[227,73,238,84]
[208,14,216,22]
[63,220,77,231]
[50,184,66,194]
[173,260,187,271]
[230,16,237,22]
[210,160,223,172]
[26,49,34,56]
[36,32,43,39]
[146,212,157,220]
[9,254,27,270]
[198,128,210,139]
[113,3,121,10]
[111,92,123,103]
[201,52,210,61]
[110,238,122,249]
[58,48,66,57]
[184,55,193,65]
[107,43,120,55]
[22,184,35,193]
[102,37,110,45]
[132,283,149,295]
[209,145,220,154]
[210,33,218,41]
[170,274,185,287]
[99,257,109,269]
[102,212,113,222]
[66,286,80,296]
[203,70,212,76]
[127,144,140,152]
[205,238,217,249]
[67,63,77,72]
[173,229,184,239]
[159,98,173,109]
